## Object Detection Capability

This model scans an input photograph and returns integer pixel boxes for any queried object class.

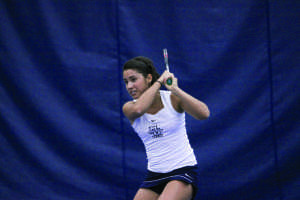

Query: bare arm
[122,71,171,123]
[164,73,210,120]
[171,87,210,120]
[122,81,162,122]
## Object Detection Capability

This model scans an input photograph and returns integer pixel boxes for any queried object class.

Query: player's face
[123,69,151,99]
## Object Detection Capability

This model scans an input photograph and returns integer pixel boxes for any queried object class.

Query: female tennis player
[122,56,210,200]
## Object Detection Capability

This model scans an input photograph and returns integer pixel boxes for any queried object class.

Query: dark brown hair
[123,56,160,85]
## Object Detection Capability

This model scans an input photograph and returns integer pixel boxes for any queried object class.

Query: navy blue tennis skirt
[140,165,198,199]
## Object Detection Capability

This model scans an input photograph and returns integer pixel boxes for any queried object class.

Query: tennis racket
[163,48,172,85]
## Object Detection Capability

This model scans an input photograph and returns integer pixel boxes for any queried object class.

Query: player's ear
[146,74,152,85]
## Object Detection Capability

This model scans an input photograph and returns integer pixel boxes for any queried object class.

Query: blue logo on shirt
[148,121,164,138]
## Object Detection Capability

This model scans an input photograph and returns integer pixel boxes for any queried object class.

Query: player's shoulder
[123,100,135,109]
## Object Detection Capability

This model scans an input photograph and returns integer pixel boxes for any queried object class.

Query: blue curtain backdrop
[0,0,299,199]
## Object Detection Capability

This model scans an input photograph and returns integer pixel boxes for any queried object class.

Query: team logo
[148,120,164,138]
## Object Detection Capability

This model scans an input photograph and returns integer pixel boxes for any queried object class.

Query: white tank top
[132,90,197,173]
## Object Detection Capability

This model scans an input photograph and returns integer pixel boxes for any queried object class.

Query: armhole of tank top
[160,90,182,115]
[131,117,139,129]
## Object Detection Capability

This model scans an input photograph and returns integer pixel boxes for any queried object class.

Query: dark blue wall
[0,1,299,199]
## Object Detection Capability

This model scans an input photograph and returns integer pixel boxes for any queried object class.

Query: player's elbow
[194,108,210,120]
[203,109,210,119]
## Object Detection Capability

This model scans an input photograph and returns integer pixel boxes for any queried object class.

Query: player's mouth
[129,90,137,98]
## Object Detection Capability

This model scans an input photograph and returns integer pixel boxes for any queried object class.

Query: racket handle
[166,78,172,85]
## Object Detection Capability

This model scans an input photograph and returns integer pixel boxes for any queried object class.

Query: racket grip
[166,78,172,85]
